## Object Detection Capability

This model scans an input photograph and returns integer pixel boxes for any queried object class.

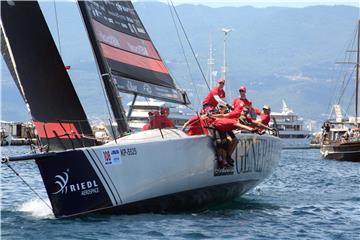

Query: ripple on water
[1,147,360,240]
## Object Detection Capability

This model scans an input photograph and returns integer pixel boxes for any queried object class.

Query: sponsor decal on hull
[102,148,122,166]
[36,150,113,217]
[214,138,277,176]
[52,169,100,196]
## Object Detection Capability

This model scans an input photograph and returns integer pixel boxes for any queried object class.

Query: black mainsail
[1,1,95,151]
[78,2,189,118]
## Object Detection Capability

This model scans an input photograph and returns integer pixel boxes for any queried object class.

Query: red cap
[218,78,225,84]
[239,86,246,92]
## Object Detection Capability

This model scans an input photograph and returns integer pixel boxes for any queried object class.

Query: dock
[1,121,37,146]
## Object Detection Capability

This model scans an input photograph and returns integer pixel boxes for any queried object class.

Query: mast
[78,2,129,136]
[221,28,232,100]
[221,28,232,81]
[355,19,360,125]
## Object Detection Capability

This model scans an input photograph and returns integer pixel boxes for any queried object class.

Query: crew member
[142,107,174,130]
[254,105,272,134]
[239,107,273,132]
[232,86,251,113]
[202,78,228,113]
[159,106,174,128]
[210,108,255,168]
[258,105,271,126]
[142,111,153,131]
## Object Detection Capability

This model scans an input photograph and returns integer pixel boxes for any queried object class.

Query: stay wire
[330,26,356,110]
[345,88,356,116]
[53,0,62,56]
[3,162,53,211]
[166,0,202,107]
[328,25,358,117]
[169,0,210,91]
[336,26,358,114]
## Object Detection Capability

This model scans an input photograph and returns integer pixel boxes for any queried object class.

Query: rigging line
[3,162,53,211]
[337,66,355,105]
[328,26,358,111]
[53,0,62,56]
[166,0,202,107]
[336,29,357,106]
[345,88,356,116]
[99,73,117,140]
[169,0,210,91]
[329,27,357,114]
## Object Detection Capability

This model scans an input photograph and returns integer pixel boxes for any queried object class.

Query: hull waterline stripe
[84,149,119,205]
[90,149,123,204]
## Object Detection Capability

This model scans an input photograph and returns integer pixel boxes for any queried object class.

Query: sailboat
[320,20,360,162]
[1,1,282,218]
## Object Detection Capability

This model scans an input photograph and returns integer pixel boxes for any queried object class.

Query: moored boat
[320,20,360,162]
[270,100,312,149]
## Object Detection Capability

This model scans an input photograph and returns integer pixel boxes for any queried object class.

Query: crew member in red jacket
[258,105,271,126]
[142,107,174,130]
[254,105,272,134]
[202,78,228,113]
[232,86,251,113]
[159,106,174,128]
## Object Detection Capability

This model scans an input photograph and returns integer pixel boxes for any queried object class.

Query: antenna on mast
[221,28,232,100]
[207,33,215,87]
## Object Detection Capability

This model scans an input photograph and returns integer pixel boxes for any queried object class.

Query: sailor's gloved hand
[226,104,234,110]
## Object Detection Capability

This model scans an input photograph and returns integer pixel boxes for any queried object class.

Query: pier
[0,121,37,146]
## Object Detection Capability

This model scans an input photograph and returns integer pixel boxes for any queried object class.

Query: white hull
[36,129,282,217]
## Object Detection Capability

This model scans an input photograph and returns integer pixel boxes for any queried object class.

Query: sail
[78,1,189,104]
[1,1,96,151]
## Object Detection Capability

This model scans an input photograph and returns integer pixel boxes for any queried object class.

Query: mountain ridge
[1,2,359,121]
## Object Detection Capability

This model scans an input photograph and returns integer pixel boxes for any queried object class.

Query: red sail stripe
[92,20,161,60]
[100,43,169,74]
[33,121,81,139]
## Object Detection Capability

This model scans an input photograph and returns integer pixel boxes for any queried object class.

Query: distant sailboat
[320,20,360,161]
[1,1,282,218]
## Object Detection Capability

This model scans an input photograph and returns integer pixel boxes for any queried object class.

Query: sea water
[1,146,359,239]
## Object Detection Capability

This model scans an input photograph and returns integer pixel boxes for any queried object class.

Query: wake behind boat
[1,1,281,218]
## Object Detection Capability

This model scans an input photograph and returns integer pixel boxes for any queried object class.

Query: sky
[136,0,360,8]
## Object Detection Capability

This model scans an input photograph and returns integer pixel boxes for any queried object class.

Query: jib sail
[78,1,189,105]
[1,1,96,151]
